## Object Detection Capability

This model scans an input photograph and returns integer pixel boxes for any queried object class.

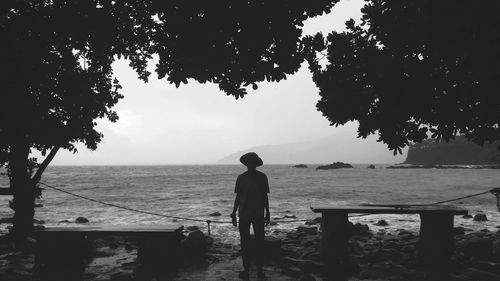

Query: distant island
[403,136,500,166]
[316,162,353,170]
[293,164,308,168]
[216,133,406,165]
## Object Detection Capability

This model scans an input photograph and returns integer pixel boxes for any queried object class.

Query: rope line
[39,182,500,231]
[39,182,316,224]
[362,188,498,208]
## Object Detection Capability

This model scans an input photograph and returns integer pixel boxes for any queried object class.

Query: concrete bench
[311,205,467,268]
[34,224,184,280]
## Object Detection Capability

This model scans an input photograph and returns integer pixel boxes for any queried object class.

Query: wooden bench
[311,205,468,268]
[34,224,184,280]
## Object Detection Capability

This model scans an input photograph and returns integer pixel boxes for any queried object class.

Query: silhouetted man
[231,152,270,280]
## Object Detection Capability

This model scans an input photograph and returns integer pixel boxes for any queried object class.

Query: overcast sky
[47,0,405,165]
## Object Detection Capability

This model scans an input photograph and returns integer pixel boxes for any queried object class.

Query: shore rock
[473,214,488,221]
[454,227,466,235]
[462,238,493,258]
[75,217,89,223]
[0,218,13,224]
[181,230,207,257]
[350,223,371,236]
[297,226,318,235]
[283,256,323,272]
[186,225,200,231]
[374,219,389,226]
[316,162,354,170]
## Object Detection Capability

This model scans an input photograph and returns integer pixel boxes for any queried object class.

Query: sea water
[1,165,500,243]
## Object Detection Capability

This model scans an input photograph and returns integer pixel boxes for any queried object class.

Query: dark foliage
[0,0,339,243]
[304,0,500,154]
[404,136,500,165]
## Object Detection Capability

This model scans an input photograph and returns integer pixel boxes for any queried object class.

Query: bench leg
[321,212,350,269]
[418,213,454,267]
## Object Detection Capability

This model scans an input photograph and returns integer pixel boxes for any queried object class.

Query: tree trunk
[9,141,35,246]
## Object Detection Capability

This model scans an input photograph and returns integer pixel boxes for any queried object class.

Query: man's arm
[264,193,270,226]
[232,193,240,215]
[230,193,239,226]
[263,175,270,226]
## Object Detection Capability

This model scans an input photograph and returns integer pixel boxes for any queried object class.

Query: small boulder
[283,256,323,272]
[473,214,488,222]
[0,217,13,224]
[264,237,282,255]
[297,226,317,235]
[374,219,389,226]
[453,227,466,235]
[209,211,221,217]
[493,237,500,258]
[33,219,45,224]
[34,225,46,231]
[462,214,473,219]
[281,264,303,278]
[181,230,207,257]
[75,217,89,223]
[462,238,493,258]
[350,223,371,236]
[186,225,200,231]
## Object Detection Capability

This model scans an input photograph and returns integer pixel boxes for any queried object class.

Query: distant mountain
[404,137,500,165]
[217,134,406,164]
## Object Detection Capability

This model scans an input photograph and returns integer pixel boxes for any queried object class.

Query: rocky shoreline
[387,164,500,169]
[1,216,500,280]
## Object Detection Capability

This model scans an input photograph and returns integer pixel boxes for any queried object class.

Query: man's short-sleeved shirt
[235,170,269,219]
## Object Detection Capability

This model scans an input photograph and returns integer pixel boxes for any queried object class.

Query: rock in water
[209,211,221,217]
[186,225,200,231]
[316,162,354,170]
[350,223,371,236]
[75,217,89,223]
[368,164,375,169]
[374,219,389,226]
[473,214,488,221]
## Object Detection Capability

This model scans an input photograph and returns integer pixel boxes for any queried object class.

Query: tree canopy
[0,0,339,242]
[1,0,338,165]
[304,0,500,153]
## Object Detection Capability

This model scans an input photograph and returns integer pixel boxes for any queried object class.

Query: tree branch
[31,146,60,184]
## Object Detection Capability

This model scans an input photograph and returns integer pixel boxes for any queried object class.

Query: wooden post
[321,211,350,268]
[418,213,454,267]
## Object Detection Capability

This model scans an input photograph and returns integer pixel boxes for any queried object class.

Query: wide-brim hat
[240,152,263,167]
